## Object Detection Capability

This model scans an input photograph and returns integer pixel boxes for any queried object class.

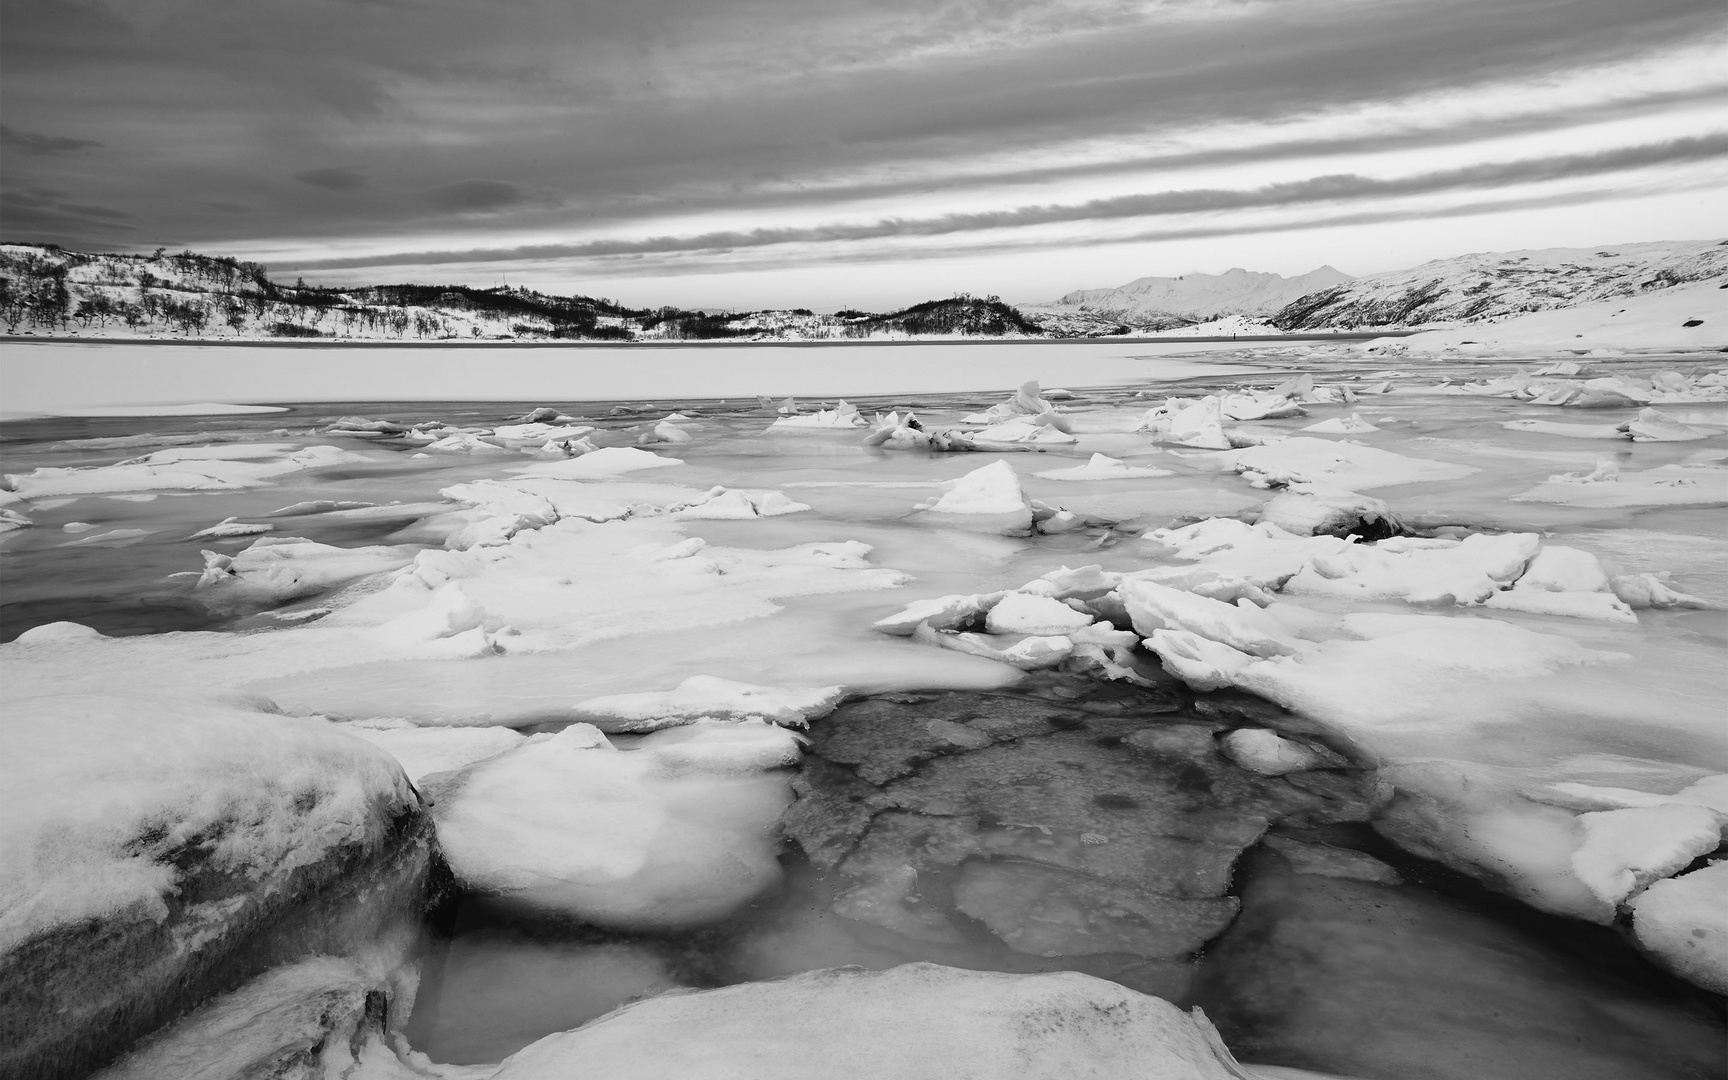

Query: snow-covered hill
[0,246,1045,342]
[1025,266,1352,333]
[1272,239,1728,331]
[1371,277,1728,356]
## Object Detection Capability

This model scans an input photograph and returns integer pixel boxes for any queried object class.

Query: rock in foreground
[0,692,432,1080]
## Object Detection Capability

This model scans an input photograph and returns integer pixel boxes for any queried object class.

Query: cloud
[295,166,367,192]
[0,188,135,242]
[0,124,101,154]
[287,134,1728,270]
[425,179,527,213]
[1,0,1724,295]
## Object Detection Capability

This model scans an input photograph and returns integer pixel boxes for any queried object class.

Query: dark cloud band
[285,134,1728,272]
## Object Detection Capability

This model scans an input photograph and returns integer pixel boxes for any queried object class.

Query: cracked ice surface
[2,351,1726,1071]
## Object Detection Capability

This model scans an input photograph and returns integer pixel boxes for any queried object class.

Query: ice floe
[486,963,1261,1080]
[1513,461,1728,508]
[4,443,368,497]
[1221,437,1479,489]
[1033,453,1172,481]
[1629,862,1728,993]
[569,675,845,731]
[1300,413,1379,435]
[912,460,1032,533]
[961,381,1073,432]
[186,516,274,540]
[433,720,800,929]
[767,401,866,429]
[196,536,420,610]
[342,721,528,784]
[511,446,683,479]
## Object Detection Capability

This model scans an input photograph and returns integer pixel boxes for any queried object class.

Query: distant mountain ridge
[3,238,1721,343]
[1270,239,1728,331]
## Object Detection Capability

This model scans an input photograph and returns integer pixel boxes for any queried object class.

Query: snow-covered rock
[1221,729,1340,776]
[87,953,438,1080]
[0,693,429,1080]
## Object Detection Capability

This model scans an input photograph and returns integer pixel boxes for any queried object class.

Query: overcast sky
[3,0,1725,310]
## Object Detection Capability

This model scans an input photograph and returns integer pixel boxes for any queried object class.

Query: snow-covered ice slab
[488,963,1259,1080]
[511,446,683,479]
[1630,862,1728,994]
[1221,437,1479,489]
[3,443,368,497]
[969,417,1078,445]
[1513,462,1728,508]
[569,676,844,731]
[1301,413,1379,435]
[433,721,800,929]
[196,536,420,609]
[767,401,866,429]
[341,722,527,784]
[1033,453,1172,481]
[912,460,1033,533]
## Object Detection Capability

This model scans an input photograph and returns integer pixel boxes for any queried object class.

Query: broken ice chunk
[1033,453,1172,481]
[432,721,798,929]
[1569,804,1726,909]
[1119,579,1297,658]
[873,591,1007,635]
[1630,862,1728,994]
[570,676,845,731]
[983,593,1096,636]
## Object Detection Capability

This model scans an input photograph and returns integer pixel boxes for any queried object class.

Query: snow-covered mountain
[1271,239,1728,331]
[1025,266,1353,333]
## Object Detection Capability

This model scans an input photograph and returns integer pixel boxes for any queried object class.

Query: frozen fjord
[1,346,1725,1080]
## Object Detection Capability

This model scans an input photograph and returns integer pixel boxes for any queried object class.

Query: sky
[2,0,1726,311]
